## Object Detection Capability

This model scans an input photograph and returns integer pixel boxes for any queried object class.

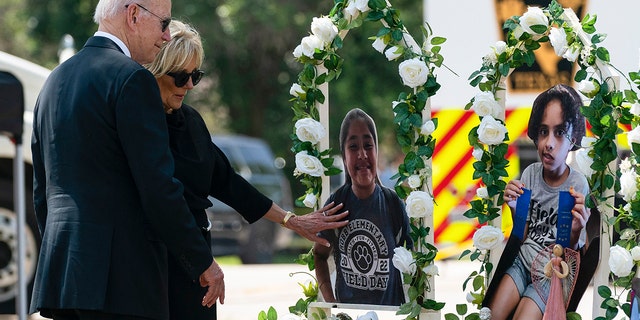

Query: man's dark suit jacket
[30,36,213,320]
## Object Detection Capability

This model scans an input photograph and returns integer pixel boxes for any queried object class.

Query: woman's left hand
[288,202,349,247]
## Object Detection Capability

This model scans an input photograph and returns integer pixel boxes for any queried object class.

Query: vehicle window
[237,144,277,175]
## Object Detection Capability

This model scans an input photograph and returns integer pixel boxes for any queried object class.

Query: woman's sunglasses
[167,70,204,87]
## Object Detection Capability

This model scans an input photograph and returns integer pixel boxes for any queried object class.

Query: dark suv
[206,135,294,264]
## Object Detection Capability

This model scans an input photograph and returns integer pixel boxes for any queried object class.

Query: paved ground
[4,260,606,319]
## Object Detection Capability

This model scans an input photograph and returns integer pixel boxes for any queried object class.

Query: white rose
[476,187,489,199]
[384,46,402,61]
[419,162,432,178]
[420,120,435,136]
[549,27,568,56]
[472,91,504,120]
[354,0,371,12]
[343,1,360,20]
[466,292,475,303]
[581,136,597,148]
[392,246,416,276]
[407,174,422,189]
[477,116,508,146]
[295,151,324,177]
[494,41,507,55]
[299,35,324,58]
[472,225,504,250]
[512,25,526,41]
[295,118,326,144]
[631,246,640,261]
[398,58,429,88]
[372,37,386,53]
[356,311,379,320]
[631,103,640,117]
[574,148,594,178]
[302,192,317,208]
[620,158,633,173]
[619,169,638,202]
[577,79,600,98]
[562,44,581,62]
[472,147,484,161]
[292,45,303,58]
[311,16,338,45]
[422,263,439,276]
[405,190,433,218]
[519,6,549,40]
[482,52,497,67]
[620,228,636,240]
[479,307,492,320]
[289,83,304,97]
[609,245,634,277]
[628,126,640,149]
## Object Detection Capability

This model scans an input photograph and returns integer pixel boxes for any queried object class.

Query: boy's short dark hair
[527,84,586,151]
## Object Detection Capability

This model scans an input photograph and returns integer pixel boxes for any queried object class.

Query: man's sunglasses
[167,70,205,87]
[125,3,171,32]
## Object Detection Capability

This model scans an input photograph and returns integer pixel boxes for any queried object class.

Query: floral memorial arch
[260,0,640,320]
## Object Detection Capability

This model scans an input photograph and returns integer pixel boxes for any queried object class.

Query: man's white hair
[93,0,130,24]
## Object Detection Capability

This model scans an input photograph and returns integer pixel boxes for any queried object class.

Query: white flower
[420,120,435,136]
[302,192,317,208]
[419,162,432,178]
[295,118,326,145]
[295,151,324,177]
[479,307,492,320]
[398,58,429,88]
[620,228,636,240]
[483,41,507,66]
[609,245,634,277]
[405,190,433,218]
[512,25,526,41]
[631,247,640,261]
[472,91,504,120]
[354,0,371,13]
[628,126,640,149]
[356,311,379,320]
[392,246,416,276]
[472,147,484,161]
[293,45,303,58]
[549,27,568,56]
[476,187,489,199]
[408,174,422,189]
[581,136,596,148]
[289,83,304,97]
[631,103,640,117]
[619,169,638,202]
[384,46,402,61]
[343,1,360,20]
[298,35,324,58]
[494,41,507,55]
[620,158,633,173]
[466,292,475,303]
[519,6,549,40]
[422,263,439,276]
[562,43,581,62]
[577,80,598,98]
[574,148,594,178]
[477,116,507,146]
[372,37,386,53]
[311,17,338,45]
[473,225,504,251]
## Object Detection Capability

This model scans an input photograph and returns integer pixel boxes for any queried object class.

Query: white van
[0,51,50,313]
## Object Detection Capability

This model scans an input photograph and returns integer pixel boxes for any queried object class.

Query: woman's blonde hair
[146,20,204,77]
